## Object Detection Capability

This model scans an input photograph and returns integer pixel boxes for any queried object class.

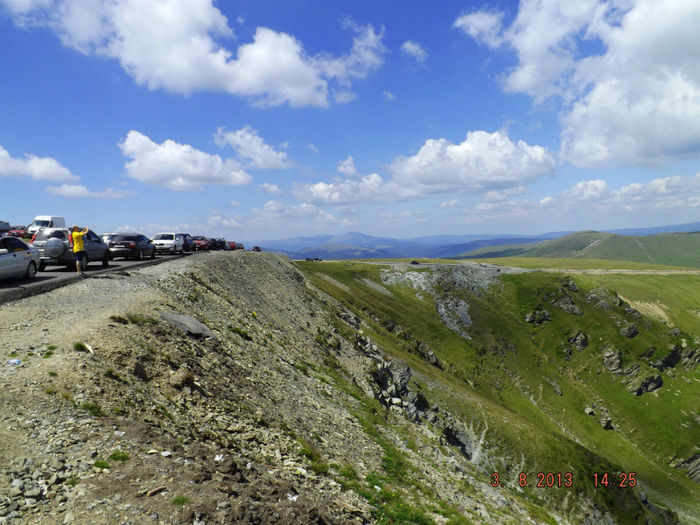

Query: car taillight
[69,236,74,248]
[129,242,135,248]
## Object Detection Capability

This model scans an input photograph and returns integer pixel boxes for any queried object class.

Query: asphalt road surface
[0,252,194,305]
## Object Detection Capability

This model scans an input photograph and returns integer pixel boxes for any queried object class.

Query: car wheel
[170,245,175,255]
[150,248,156,259]
[82,255,89,271]
[137,249,144,260]
[102,253,110,267]
[25,261,37,280]
[38,261,47,272]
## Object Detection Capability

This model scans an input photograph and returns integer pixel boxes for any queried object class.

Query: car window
[6,237,27,251]
[87,231,100,242]
[115,234,137,241]
[32,220,50,227]
[154,234,174,240]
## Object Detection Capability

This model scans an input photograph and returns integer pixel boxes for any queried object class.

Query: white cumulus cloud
[119,130,251,191]
[259,182,282,195]
[298,130,553,204]
[453,10,504,49]
[0,144,79,182]
[1,1,386,107]
[215,126,290,169]
[337,156,359,177]
[389,129,555,196]
[457,1,700,167]
[400,40,427,64]
[561,179,609,201]
[45,183,131,198]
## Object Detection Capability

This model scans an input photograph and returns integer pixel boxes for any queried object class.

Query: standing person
[71,225,89,276]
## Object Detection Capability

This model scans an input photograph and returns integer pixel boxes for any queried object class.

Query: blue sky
[1,0,699,241]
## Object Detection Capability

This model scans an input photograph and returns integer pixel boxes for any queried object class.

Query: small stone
[160,451,172,458]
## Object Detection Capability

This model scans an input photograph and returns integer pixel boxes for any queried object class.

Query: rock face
[551,294,582,315]
[680,455,700,483]
[651,348,681,371]
[568,331,588,351]
[620,324,639,338]
[603,348,622,374]
[627,374,663,395]
[525,309,551,325]
[435,299,472,339]
[158,311,215,339]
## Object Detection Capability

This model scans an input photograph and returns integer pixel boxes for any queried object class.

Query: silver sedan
[0,236,39,280]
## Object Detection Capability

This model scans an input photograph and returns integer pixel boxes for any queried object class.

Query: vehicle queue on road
[0,215,250,283]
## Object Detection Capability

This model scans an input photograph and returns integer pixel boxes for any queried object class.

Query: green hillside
[459,231,700,268]
[296,260,700,523]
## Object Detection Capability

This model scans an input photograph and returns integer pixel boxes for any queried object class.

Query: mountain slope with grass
[1,252,698,524]
[459,231,700,267]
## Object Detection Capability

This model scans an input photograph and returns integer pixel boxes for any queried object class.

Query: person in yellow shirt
[71,225,89,275]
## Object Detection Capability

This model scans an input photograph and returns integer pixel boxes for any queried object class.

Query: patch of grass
[94,460,110,469]
[109,315,129,324]
[8,351,18,358]
[171,495,189,506]
[44,388,56,395]
[47,345,57,351]
[104,369,123,382]
[65,477,79,487]
[298,437,329,475]
[228,324,252,341]
[125,312,158,325]
[108,450,130,463]
[80,402,105,417]
[47,370,57,377]
[73,341,88,352]
[42,351,53,359]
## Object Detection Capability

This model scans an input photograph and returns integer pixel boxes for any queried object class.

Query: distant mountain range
[459,229,700,268]
[250,221,700,260]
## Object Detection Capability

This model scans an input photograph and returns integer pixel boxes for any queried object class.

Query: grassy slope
[459,232,700,268]
[470,257,690,270]
[296,261,700,523]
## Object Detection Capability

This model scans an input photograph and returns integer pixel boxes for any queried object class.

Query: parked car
[151,232,184,254]
[252,246,262,252]
[108,233,156,260]
[32,228,110,271]
[192,236,210,250]
[27,215,66,235]
[228,241,239,250]
[235,242,244,250]
[177,233,195,252]
[0,236,39,280]
[208,237,220,250]
[8,225,28,238]
[0,220,9,235]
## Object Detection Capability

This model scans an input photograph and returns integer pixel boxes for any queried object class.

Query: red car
[9,226,27,238]
[192,236,210,250]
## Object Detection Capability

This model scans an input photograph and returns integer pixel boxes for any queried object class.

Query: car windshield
[114,235,137,241]
[35,230,67,241]
[153,234,173,240]
[32,220,50,227]
[193,236,207,240]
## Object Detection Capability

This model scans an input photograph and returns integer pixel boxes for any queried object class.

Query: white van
[28,215,66,235]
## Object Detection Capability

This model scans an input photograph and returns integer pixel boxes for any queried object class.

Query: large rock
[620,324,639,338]
[628,374,663,395]
[603,348,622,374]
[680,455,700,483]
[551,294,582,315]
[159,311,215,339]
[525,309,550,324]
[568,331,588,351]
[651,348,681,371]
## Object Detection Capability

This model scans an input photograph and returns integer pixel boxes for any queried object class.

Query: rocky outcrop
[568,331,588,351]
[620,323,639,338]
[436,299,472,339]
[651,347,681,371]
[680,455,700,483]
[525,308,550,325]
[159,311,215,339]
[603,348,622,374]
[628,374,663,395]
[551,293,582,315]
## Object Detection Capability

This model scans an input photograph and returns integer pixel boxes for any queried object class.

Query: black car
[177,233,195,252]
[107,233,156,260]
